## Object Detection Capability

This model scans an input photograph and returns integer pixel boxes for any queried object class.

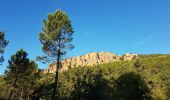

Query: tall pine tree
[37,10,74,99]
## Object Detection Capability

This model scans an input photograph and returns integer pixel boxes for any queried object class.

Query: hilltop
[43,52,138,73]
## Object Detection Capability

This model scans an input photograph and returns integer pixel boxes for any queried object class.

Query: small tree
[4,49,38,100]
[37,10,74,99]
[0,31,9,64]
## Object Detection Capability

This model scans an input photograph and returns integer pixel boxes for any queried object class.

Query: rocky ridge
[43,52,138,74]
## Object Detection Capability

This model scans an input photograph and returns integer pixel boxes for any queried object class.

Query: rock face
[42,52,138,74]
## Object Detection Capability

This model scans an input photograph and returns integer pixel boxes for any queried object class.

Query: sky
[0,0,170,74]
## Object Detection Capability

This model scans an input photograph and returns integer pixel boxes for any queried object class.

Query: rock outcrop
[42,52,138,74]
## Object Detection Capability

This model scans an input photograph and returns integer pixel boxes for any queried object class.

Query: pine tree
[0,31,9,64]
[5,49,38,100]
[37,10,74,99]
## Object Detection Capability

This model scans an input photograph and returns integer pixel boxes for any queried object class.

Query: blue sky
[0,0,170,74]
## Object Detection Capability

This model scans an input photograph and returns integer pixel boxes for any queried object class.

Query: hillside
[43,52,138,73]
[1,54,170,99]
[34,54,170,100]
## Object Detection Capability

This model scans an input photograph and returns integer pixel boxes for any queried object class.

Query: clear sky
[0,0,170,74]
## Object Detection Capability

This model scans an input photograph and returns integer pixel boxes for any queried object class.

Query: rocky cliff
[42,52,138,74]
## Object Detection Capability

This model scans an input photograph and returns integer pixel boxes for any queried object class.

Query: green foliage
[0,76,11,100]
[1,54,170,99]
[37,9,74,63]
[0,31,9,64]
[32,73,54,99]
[70,69,109,100]
[4,49,39,99]
[112,72,151,100]
[35,55,170,100]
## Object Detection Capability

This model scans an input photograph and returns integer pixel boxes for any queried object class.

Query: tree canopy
[37,10,74,64]
[4,49,38,100]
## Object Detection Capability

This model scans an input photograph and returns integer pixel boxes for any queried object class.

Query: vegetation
[36,9,74,100]
[3,49,38,100]
[1,54,169,99]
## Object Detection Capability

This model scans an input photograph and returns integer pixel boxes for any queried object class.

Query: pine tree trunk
[27,93,29,100]
[19,86,23,100]
[52,37,60,100]
[9,76,18,100]
[52,53,60,100]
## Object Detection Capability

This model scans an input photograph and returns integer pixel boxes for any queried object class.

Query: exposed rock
[122,53,138,61]
[42,52,138,74]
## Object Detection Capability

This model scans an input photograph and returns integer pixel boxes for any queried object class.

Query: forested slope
[1,54,170,100]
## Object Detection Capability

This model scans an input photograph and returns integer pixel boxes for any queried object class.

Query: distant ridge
[42,52,138,74]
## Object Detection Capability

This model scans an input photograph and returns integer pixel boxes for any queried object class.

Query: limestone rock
[42,52,138,74]
[122,53,138,61]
